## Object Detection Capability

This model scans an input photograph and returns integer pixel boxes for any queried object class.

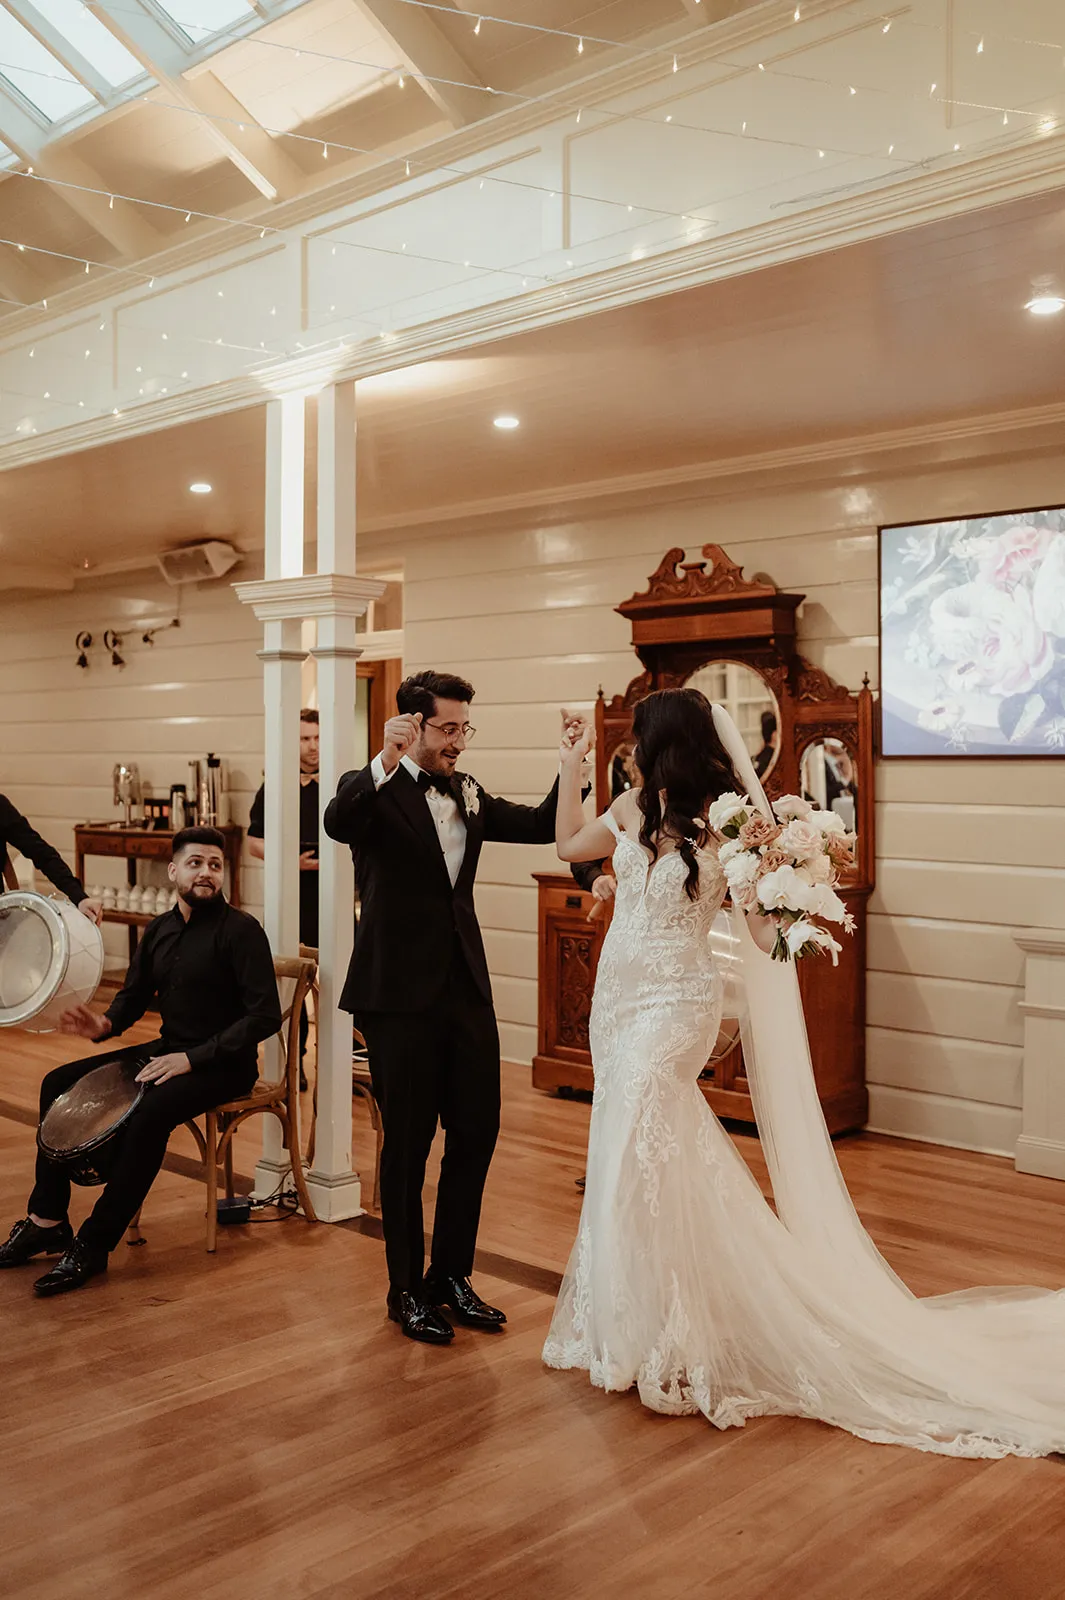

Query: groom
[325,670,587,1344]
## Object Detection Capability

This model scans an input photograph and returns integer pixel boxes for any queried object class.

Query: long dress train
[543,814,1065,1458]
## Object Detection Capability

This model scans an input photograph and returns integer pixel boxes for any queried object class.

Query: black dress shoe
[0,1217,74,1268]
[387,1291,454,1344]
[33,1239,108,1298]
[424,1274,506,1330]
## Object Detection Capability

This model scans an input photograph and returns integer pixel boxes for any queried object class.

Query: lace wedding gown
[543,813,1065,1458]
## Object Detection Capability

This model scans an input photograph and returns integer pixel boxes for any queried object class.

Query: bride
[543,687,1065,1458]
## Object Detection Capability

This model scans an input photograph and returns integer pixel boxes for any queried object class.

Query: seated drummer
[0,827,281,1297]
[0,791,103,925]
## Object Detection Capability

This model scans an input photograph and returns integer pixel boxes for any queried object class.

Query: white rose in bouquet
[777,818,824,860]
[804,851,834,885]
[718,837,745,864]
[707,792,750,832]
[774,794,813,821]
[722,849,761,894]
[809,809,847,837]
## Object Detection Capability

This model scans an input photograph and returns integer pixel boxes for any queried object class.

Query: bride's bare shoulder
[610,787,641,834]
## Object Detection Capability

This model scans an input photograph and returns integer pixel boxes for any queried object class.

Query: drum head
[38,1057,145,1162]
[0,892,69,1026]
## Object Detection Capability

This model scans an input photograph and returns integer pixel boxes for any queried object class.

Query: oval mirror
[683,661,781,780]
[800,737,858,836]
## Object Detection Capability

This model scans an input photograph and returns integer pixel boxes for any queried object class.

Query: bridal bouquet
[707,792,856,964]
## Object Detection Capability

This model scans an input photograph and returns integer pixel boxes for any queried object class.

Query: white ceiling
[2,182,1064,587]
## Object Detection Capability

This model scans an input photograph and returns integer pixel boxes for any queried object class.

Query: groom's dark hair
[397,670,475,720]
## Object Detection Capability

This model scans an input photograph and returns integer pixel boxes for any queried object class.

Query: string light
[577,36,584,54]
[108,194,114,209]
[405,159,411,175]
[323,143,329,158]
[398,74,405,87]
[882,20,890,31]
[794,5,800,17]
[576,107,582,123]
[930,82,937,94]
[977,38,983,53]
[672,55,677,72]
[474,16,481,34]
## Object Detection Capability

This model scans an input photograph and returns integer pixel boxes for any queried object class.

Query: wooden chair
[127,954,319,1253]
[2,853,18,891]
[301,944,383,1213]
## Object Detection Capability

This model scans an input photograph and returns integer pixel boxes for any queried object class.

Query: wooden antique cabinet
[532,544,876,1136]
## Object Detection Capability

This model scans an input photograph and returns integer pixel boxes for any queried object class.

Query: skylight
[152,0,255,46]
[0,9,94,121]
[31,0,145,88]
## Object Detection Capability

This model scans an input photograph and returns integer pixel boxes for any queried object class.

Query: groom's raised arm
[481,778,562,846]
[323,765,379,848]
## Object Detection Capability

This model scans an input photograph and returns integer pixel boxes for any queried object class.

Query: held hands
[78,898,104,927]
[60,1003,111,1041]
[136,1053,192,1085]
[587,871,617,923]
[299,850,319,872]
[381,711,423,774]
[559,709,594,765]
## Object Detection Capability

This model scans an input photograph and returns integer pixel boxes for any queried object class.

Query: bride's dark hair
[631,688,740,901]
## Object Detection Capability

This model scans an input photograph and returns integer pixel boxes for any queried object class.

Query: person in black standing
[753,710,778,779]
[0,827,281,1296]
[325,670,589,1345]
[247,708,319,1089]
[0,792,103,925]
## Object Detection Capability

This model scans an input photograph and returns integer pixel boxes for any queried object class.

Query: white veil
[709,703,918,1310]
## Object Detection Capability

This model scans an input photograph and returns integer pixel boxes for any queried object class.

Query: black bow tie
[416,769,453,796]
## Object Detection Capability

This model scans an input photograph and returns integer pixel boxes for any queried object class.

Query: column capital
[234,573,385,623]
[310,645,364,661]
[257,647,308,664]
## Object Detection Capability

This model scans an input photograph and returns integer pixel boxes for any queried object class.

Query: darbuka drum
[0,891,104,1032]
[37,1055,147,1186]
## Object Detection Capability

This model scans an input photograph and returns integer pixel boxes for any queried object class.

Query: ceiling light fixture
[1026,292,1065,317]
[189,482,213,494]
[493,415,519,430]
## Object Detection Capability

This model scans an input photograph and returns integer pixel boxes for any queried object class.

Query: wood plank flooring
[3,1025,1065,1600]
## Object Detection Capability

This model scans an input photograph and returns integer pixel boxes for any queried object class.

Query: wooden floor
[3,1027,1065,1600]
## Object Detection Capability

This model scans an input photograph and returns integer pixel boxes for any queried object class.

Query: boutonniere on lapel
[459,774,481,817]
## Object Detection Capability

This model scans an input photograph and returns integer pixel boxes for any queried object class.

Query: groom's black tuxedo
[324,761,559,1014]
[324,758,561,1293]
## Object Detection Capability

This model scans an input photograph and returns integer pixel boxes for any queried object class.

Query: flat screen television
[879,505,1065,757]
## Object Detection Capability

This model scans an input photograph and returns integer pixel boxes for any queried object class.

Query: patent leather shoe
[0,1216,74,1268]
[423,1273,506,1330]
[387,1290,454,1344]
[33,1238,107,1298]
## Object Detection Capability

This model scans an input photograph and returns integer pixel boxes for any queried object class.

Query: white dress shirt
[371,751,467,888]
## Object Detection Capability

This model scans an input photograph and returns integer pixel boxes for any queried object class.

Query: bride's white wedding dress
[543,806,1065,1459]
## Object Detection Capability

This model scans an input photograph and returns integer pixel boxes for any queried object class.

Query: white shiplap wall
[389,445,1065,1157]
[1,570,266,968]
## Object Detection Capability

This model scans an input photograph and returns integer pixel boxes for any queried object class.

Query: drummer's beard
[180,880,221,909]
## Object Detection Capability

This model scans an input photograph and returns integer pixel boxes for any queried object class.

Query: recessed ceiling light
[1026,294,1065,316]
[189,481,213,494]
[493,415,520,430]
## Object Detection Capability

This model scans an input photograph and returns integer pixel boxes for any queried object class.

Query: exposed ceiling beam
[89,0,299,200]
[0,80,161,258]
[351,0,489,127]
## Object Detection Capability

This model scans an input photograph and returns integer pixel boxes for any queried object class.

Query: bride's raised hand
[559,709,594,764]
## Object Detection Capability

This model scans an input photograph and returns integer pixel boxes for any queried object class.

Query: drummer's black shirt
[103,895,281,1076]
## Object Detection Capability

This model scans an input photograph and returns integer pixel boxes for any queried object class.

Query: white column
[307,380,362,1220]
[1014,928,1065,1181]
[255,393,307,1195]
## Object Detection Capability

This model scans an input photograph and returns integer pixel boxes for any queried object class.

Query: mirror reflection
[683,661,781,779]
[801,738,858,835]
[609,738,638,799]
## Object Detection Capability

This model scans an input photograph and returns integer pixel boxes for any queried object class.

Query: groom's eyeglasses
[425,721,477,743]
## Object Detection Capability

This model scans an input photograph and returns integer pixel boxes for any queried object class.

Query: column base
[305,1167,365,1222]
[253,1156,294,1200]
[1015,1133,1065,1182]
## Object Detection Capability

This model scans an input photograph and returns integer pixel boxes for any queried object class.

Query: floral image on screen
[880,508,1065,756]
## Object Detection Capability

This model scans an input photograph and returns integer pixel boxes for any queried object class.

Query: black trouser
[28,1043,256,1255]
[355,955,501,1294]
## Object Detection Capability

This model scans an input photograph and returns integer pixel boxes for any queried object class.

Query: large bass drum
[0,891,105,1032]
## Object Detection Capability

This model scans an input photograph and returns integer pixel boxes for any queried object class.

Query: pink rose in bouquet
[738,814,782,850]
